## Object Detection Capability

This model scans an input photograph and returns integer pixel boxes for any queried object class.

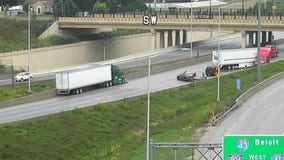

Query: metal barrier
[210,71,284,125]
[150,140,222,160]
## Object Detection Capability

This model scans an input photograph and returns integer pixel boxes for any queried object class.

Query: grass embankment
[0,81,55,102]
[0,61,283,159]
[0,18,149,53]
[0,17,79,53]
[0,18,47,52]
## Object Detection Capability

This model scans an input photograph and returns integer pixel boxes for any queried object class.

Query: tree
[2,0,20,10]
[73,0,95,13]
[93,1,107,13]
[23,3,31,13]
[100,0,147,13]
[53,0,80,17]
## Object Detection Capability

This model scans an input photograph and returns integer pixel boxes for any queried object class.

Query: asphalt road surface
[0,32,284,125]
[0,33,244,86]
[0,61,211,124]
[200,77,284,144]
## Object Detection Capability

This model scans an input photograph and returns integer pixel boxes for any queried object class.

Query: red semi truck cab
[264,45,278,57]
[258,45,278,64]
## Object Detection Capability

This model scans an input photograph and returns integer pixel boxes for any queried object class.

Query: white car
[15,72,33,82]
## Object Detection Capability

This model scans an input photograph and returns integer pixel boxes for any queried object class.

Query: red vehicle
[258,45,278,64]
[177,71,197,82]
[262,45,278,58]
[177,71,207,81]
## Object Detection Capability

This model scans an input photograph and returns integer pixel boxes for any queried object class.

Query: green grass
[0,81,55,102]
[0,61,283,159]
[0,18,48,52]
[0,18,149,53]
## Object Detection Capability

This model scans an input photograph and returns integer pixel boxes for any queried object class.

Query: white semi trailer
[205,48,258,76]
[56,64,125,95]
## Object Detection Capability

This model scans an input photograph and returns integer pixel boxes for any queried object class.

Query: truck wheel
[80,88,83,93]
[76,89,79,94]
[109,82,112,86]
[205,66,213,76]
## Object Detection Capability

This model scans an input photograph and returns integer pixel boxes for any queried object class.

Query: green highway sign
[223,135,284,160]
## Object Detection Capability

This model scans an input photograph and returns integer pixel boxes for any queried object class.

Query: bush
[48,35,78,45]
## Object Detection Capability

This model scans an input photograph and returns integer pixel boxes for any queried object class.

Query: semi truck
[262,45,278,58]
[55,64,126,95]
[205,48,271,76]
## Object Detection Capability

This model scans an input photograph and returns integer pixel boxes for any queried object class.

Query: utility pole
[257,0,261,81]
[28,5,32,94]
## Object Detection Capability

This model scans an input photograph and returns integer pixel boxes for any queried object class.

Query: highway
[0,33,242,86]
[0,33,242,124]
[0,32,284,125]
[0,61,210,124]
[1,32,283,85]
[200,77,284,144]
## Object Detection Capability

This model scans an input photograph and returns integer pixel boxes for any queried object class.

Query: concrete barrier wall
[0,33,155,73]
[212,71,284,125]
[0,30,232,74]
[235,71,284,106]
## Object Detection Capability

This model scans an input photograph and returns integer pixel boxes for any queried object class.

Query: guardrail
[211,71,284,126]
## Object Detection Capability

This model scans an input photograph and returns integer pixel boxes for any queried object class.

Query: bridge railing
[59,15,284,23]
[58,14,284,31]
[74,12,284,21]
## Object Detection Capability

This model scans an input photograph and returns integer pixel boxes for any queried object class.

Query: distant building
[24,0,53,15]
[7,5,23,16]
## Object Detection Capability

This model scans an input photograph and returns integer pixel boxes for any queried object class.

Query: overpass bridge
[57,12,284,49]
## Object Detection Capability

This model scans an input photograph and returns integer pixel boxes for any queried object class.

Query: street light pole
[190,1,193,58]
[217,7,221,102]
[257,0,261,81]
[146,56,151,160]
[28,5,31,94]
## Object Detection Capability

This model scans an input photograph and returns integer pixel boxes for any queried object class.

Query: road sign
[223,135,284,160]
[236,79,241,90]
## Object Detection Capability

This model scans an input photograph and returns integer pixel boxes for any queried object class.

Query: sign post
[236,79,241,90]
[223,135,284,160]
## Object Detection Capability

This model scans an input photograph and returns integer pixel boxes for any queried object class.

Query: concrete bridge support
[159,30,165,48]
[245,31,274,48]
[241,31,247,49]
[262,31,267,46]
[158,29,188,49]
[247,31,254,47]
[183,30,187,44]
[168,30,173,47]
[175,30,180,45]
[268,31,273,44]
